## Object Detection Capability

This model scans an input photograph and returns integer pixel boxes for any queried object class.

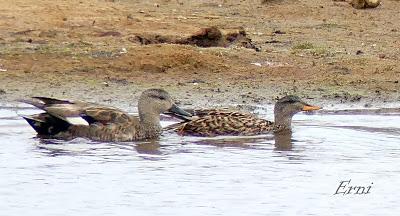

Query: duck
[20,89,191,141]
[167,95,320,136]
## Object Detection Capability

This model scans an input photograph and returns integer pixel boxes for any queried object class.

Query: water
[1,104,399,216]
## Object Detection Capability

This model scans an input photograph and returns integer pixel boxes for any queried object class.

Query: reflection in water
[35,144,74,157]
[192,135,274,148]
[34,136,165,160]
[135,141,162,155]
[274,131,293,151]
[32,130,299,161]
[35,138,104,157]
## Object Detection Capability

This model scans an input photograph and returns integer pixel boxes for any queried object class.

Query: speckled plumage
[169,96,320,137]
[174,109,276,136]
[21,89,190,142]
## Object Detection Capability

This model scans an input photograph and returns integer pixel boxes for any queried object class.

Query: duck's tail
[21,113,70,136]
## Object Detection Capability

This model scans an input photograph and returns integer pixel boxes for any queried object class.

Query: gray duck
[21,89,191,141]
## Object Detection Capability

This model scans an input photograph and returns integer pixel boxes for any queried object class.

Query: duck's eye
[157,95,166,100]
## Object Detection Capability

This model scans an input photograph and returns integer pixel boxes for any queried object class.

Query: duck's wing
[167,108,245,121]
[81,107,133,125]
[171,111,274,136]
[20,97,132,135]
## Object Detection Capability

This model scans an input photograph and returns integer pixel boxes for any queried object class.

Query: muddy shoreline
[0,0,399,109]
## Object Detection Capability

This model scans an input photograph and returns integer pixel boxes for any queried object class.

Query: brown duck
[21,89,191,141]
[168,95,320,136]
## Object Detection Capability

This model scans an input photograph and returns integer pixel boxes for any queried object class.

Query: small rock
[351,0,366,9]
[378,53,386,59]
[251,62,262,67]
[120,48,127,54]
[356,50,364,55]
[0,89,6,95]
[350,0,381,9]
[365,0,381,8]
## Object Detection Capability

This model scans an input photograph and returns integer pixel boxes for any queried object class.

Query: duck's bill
[167,104,192,119]
[302,105,321,111]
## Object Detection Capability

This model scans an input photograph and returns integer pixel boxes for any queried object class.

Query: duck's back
[175,110,274,136]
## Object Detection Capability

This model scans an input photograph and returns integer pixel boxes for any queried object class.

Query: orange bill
[302,105,321,111]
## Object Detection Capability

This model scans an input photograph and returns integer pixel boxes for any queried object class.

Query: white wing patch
[66,117,89,126]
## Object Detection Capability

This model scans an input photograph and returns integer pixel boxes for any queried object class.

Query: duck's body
[169,96,320,137]
[24,105,158,141]
[21,89,190,142]
[173,109,275,136]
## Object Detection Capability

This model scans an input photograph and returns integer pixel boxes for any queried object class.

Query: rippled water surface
[1,104,399,216]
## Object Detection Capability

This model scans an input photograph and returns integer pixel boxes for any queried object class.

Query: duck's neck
[139,112,162,137]
[274,112,293,132]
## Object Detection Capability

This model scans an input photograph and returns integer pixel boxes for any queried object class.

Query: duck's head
[138,89,191,118]
[274,95,321,128]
